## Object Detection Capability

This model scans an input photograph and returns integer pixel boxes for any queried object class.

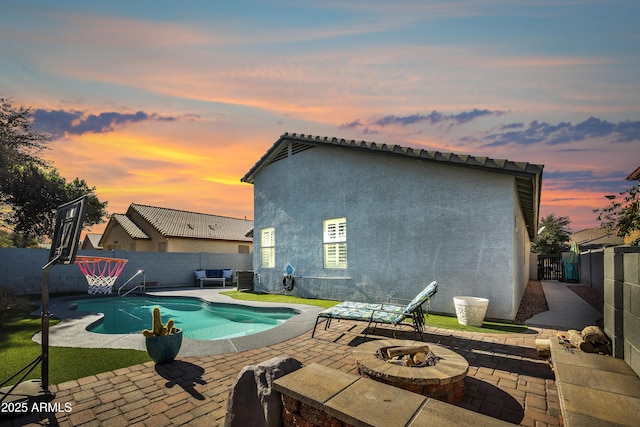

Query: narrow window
[323,218,347,268]
[260,227,275,268]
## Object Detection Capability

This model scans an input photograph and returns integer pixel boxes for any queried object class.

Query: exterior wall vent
[269,142,314,165]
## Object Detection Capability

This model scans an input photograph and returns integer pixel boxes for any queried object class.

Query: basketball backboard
[48,195,88,265]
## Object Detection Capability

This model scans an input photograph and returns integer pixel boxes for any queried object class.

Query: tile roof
[83,233,104,248]
[114,213,150,239]
[241,132,544,237]
[128,204,253,241]
[627,166,640,181]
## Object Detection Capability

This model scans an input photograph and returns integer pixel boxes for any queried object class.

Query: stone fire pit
[352,339,469,404]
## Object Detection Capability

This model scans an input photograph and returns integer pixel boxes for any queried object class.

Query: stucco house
[241,133,543,321]
[99,203,253,254]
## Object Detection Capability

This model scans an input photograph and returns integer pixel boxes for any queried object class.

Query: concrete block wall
[603,246,640,376]
[623,249,640,376]
[0,248,252,295]
[579,249,604,293]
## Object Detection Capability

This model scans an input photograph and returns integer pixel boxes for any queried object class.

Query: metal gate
[537,255,562,280]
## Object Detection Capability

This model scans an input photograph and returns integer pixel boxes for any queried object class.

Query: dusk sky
[2,1,639,234]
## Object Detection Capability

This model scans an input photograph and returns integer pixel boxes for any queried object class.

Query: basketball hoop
[76,256,128,294]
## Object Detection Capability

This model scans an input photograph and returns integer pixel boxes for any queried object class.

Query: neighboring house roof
[126,204,253,241]
[627,166,640,181]
[571,227,624,249]
[81,233,103,249]
[242,133,544,238]
[114,213,150,239]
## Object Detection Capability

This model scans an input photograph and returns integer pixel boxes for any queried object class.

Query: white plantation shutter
[323,218,347,268]
[260,227,275,268]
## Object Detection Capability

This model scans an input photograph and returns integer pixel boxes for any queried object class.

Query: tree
[593,183,640,245]
[3,163,108,240]
[0,97,48,171]
[531,214,571,254]
[0,97,108,244]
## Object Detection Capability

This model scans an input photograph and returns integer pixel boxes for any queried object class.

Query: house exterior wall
[101,225,153,252]
[251,145,524,320]
[512,184,531,314]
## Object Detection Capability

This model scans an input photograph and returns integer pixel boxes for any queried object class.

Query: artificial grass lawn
[220,290,338,308]
[424,313,528,334]
[0,307,150,388]
[222,291,528,334]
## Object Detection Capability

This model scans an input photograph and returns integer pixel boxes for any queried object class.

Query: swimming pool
[71,296,298,340]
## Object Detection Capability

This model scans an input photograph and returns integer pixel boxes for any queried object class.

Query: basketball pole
[41,256,59,396]
[0,258,57,406]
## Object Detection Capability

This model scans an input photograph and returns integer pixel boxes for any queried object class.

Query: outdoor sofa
[311,281,438,339]
[194,269,233,287]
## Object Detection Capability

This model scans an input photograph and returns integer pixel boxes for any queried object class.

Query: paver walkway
[2,320,561,427]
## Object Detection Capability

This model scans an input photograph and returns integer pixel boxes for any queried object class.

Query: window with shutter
[323,218,347,268]
[260,227,275,268]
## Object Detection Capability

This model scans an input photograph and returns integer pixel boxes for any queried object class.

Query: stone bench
[273,363,512,427]
[549,336,640,426]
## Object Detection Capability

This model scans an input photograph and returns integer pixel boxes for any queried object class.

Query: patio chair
[311,281,437,339]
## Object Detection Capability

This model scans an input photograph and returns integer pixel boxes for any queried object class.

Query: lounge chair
[311,281,438,339]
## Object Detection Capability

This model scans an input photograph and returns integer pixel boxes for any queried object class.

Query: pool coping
[31,288,324,357]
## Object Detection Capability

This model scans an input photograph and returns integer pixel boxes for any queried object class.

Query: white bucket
[453,296,489,327]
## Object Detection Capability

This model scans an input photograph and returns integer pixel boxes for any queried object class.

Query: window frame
[323,218,347,269]
[259,227,275,268]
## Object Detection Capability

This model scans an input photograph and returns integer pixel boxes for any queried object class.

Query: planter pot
[145,328,183,364]
[453,297,489,327]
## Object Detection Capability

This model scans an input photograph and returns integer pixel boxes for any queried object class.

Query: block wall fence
[603,246,640,376]
[0,248,253,295]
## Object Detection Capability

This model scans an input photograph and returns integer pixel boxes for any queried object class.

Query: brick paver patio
[2,320,561,426]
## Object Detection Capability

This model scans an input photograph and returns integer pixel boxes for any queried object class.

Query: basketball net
[76,256,128,294]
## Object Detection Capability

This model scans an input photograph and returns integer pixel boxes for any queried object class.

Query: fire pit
[352,339,469,404]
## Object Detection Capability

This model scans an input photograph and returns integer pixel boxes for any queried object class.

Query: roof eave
[626,166,640,181]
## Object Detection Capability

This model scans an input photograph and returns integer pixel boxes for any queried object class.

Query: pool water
[71,296,298,340]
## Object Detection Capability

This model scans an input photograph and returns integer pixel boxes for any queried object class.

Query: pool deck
[5,317,562,427]
[31,289,324,356]
[3,281,606,426]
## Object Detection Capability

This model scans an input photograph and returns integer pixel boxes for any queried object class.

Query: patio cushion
[318,301,406,325]
[402,281,438,315]
[312,281,437,339]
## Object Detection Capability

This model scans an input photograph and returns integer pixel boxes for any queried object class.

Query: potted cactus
[142,306,182,364]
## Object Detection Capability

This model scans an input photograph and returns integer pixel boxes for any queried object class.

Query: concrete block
[625,340,640,378]
[273,363,358,410]
[604,304,623,338]
[558,382,640,426]
[624,311,640,354]
[627,282,640,315]
[623,252,640,284]
[325,377,426,427]
[553,361,640,397]
[410,398,513,427]
[603,278,617,307]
